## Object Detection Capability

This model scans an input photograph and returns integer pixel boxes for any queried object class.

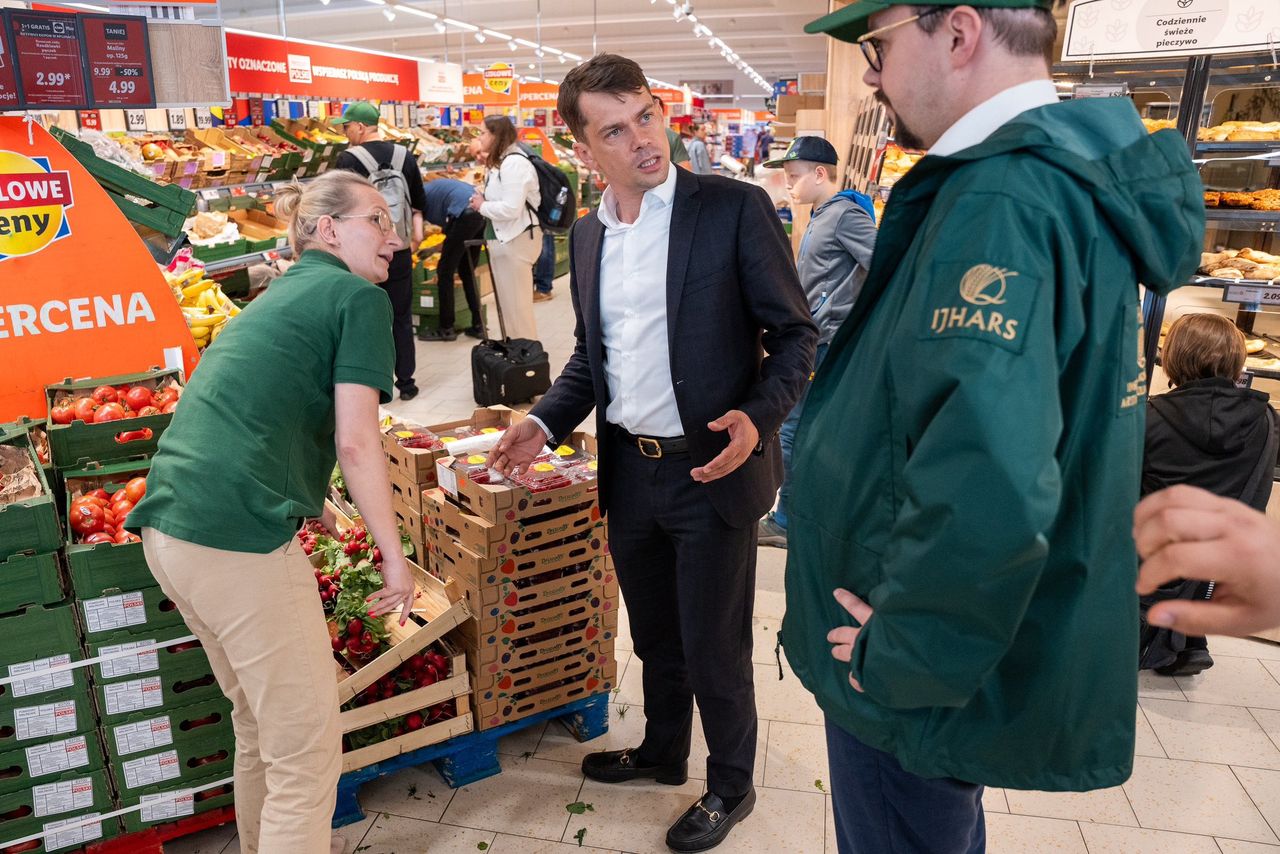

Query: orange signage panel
[0,117,199,422]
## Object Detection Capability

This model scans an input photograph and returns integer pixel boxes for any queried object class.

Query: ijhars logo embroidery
[0,151,74,262]
[959,264,1017,306]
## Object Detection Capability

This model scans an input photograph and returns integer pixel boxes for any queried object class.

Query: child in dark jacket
[1141,313,1279,675]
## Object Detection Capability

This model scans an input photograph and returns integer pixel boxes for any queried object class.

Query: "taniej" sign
[1061,0,1280,62]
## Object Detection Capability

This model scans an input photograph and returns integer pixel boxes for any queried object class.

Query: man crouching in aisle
[784,2,1204,852]
[492,54,817,853]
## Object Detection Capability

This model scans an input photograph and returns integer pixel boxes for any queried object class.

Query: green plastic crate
[0,551,65,615]
[0,416,53,474]
[45,369,182,470]
[0,685,95,754]
[0,426,61,561]
[63,460,151,594]
[0,768,114,851]
[94,655,223,725]
[0,728,105,797]
[77,586,183,644]
[86,623,209,687]
[102,695,232,760]
[119,772,235,833]
[109,718,233,796]
[0,602,79,672]
[191,238,248,264]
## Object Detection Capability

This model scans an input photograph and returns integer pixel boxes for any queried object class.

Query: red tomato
[91,385,118,405]
[161,400,178,415]
[83,532,114,545]
[124,387,153,412]
[124,477,147,503]
[111,495,133,511]
[154,388,179,407]
[88,488,109,502]
[69,502,106,535]
[114,530,140,544]
[94,403,125,423]
[136,406,161,417]
[50,401,74,425]
[73,397,98,423]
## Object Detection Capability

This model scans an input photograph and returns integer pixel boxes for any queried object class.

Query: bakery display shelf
[204,245,294,275]
[1204,210,1279,231]
[1198,142,1280,156]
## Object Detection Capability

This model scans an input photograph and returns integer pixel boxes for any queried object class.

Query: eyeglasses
[332,209,394,235]
[857,7,947,73]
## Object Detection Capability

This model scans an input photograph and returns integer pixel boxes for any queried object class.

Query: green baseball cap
[805,0,1054,43]
[331,101,381,126]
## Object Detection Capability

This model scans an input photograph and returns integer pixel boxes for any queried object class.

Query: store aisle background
[170,286,1280,854]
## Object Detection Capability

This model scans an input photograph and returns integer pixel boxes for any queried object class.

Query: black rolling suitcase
[469,238,552,406]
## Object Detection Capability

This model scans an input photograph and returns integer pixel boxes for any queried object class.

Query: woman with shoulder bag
[1139,313,1280,676]
[470,115,542,340]
[128,171,416,854]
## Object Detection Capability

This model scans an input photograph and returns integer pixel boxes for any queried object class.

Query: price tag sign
[5,9,90,110]
[166,108,187,131]
[0,19,19,111]
[194,108,214,129]
[81,14,155,109]
[125,109,146,131]
[1072,83,1129,100]
[78,110,101,130]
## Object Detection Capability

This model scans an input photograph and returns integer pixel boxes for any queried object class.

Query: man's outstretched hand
[491,419,549,477]
[691,410,759,483]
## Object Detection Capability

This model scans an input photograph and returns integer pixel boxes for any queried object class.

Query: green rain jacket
[780,98,1204,791]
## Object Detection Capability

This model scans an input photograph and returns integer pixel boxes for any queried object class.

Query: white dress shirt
[526,164,683,443]
[929,80,1060,157]
[597,163,683,437]
[480,144,540,244]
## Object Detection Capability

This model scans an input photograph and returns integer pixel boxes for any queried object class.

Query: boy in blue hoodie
[759,136,877,548]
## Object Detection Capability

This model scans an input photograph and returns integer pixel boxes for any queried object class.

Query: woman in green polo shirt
[129,170,413,854]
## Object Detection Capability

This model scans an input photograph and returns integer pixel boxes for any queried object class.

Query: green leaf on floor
[477,843,489,851]
[408,783,421,800]
[814,779,826,792]
[565,801,595,815]
[575,828,588,847]
[616,704,629,719]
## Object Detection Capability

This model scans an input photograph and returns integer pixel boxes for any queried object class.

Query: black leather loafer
[666,788,756,853]
[581,747,688,785]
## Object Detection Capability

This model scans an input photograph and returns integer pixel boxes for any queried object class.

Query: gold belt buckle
[637,436,663,459]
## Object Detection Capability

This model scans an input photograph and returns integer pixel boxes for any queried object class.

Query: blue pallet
[332,691,611,828]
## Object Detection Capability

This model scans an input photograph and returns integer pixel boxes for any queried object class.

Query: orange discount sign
[0,117,199,423]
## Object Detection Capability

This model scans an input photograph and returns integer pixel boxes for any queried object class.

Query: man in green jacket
[785,1,1204,851]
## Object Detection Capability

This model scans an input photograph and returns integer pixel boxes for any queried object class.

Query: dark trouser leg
[775,341,828,531]
[606,440,691,770]
[381,251,416,392]
[436,220,470,330]
[534,230,556,293]
[454,211,486,319]
[606,434,758,798]
[826,718,985,854]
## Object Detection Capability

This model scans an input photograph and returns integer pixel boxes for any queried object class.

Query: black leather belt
[613,425,688,459]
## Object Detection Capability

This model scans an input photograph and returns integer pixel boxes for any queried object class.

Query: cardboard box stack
[389,408,620,732]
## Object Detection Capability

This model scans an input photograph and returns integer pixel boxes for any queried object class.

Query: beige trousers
[487,225,542,340]
[141,527,340,854]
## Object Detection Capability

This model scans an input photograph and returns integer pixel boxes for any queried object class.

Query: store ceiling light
[434,21,445,33]
[474,32,485,42]
[393,5,437,18]
[382,8,395,21]
[443,18,478,31]
[544,47,563,55]
[508,41,519,51]
[558,54,567,63]
[483,29,512,40]
[514,38,540,48]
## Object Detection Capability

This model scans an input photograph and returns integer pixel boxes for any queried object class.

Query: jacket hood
[946,99,1204,296]
[1153,377,1272,455]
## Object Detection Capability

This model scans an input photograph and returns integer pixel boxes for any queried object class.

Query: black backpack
[513,149,574,234]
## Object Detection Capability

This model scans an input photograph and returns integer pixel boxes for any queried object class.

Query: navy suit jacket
[530,168,818,529]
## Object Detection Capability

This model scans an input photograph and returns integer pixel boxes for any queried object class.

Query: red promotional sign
[77,110,100,130]
[0,22,19,111]
[81,14,155,108]
[224,30,419,102]
[6,9,90,109]
[248,97,264,126]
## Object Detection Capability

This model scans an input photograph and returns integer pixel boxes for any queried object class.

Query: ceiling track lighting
[474,32,485,42]
[393,4,436,18]
[382,8,395,21]
[508,40,519,51]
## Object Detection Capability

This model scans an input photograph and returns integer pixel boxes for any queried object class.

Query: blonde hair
[1163,313,1246,386]
[273,171,377,253]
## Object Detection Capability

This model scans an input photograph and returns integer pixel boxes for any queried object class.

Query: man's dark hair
[557,53,653,139]
[914,3,1064,66]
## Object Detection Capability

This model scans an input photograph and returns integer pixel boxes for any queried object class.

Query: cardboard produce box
[0,426,62,562]
[0,685,96,753]
[76,586,184,644]
[446,555,615,615]
[85,625,209,688]
[102,695,232,763]
[108,716,233,796]
[472,657,617,732]
[0,729,105,797]
[0,768,113,852]
[0,551,64,615]
[93,658,223,725]
[118,773,234,834]
[427,529,605,593]
[381,406,523,489]
[471,640,615,695]
[423,488,601,559]
[461,595,618,670]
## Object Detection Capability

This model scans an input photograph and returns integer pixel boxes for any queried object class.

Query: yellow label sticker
[467,454,488,465]
[554,445,574,457]
[480,427,500,434]
[394,431,415,439]
[441,436,457,443]
[587,461,598,471]
[533,463,555,472]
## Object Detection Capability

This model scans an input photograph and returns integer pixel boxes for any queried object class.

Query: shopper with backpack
[334,101,427,401]
[470,116,542,340]
[758,137,876,549]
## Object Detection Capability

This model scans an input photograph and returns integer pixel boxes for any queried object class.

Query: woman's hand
[366,552,415,624]
[469,192,485,212]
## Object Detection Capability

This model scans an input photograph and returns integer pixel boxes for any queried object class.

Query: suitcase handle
[464,238,507,342]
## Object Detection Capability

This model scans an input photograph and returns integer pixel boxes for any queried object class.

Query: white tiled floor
[169,286,1280,853]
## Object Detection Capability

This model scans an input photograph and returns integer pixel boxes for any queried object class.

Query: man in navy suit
[493,53,817,853]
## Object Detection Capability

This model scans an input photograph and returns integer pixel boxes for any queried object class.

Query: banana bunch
[164,268,242,351]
